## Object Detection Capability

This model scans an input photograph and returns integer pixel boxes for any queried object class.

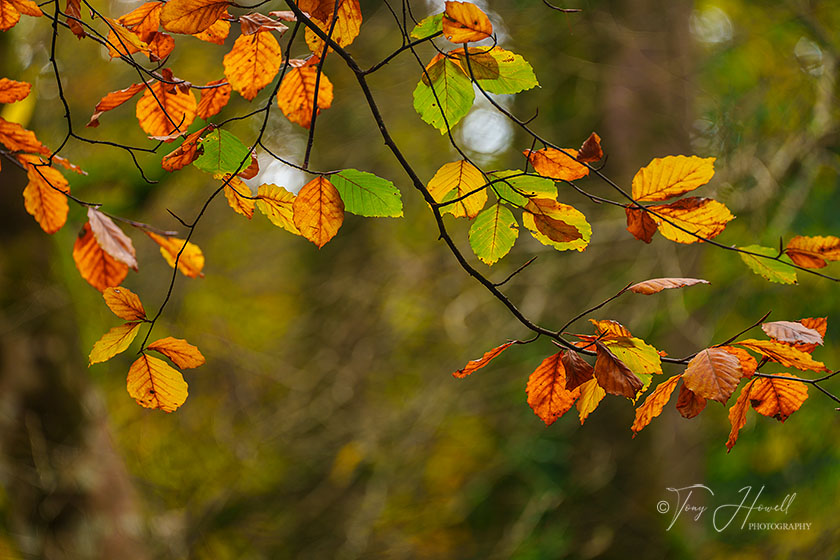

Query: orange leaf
[452,341,513,378]
[0,117,52,156]
[749,376,808,422]
[126,353,188,412]
[103,286,146,321]
[73,223,129,291]
[562,348,594,391]
[629,277,709,295]
[625,206,657,243]
[0,78,30,103]
[117,1,162,36]
[718,346,758,378]
[89,322,141,365]
[276,58,334,128]
[146,31,175,61]
[22,159,70,234]
[197,79,231,119]
[293,176,344,248]
[789,317,827,354]
[575,378,605,425]
[427,160,487,219]
[0,0,42,32]
[589,319,633,339]
[237,152,259,179]
[223,175,255,219]
[135,80,197,138]
[87,83,147,127]
[87,207,138,269]
[576,132,603,163]
[631,155,715,202]
[681,348,741,403]
[736,339,827,373]
[256,183,300,234]
[442,1,492,43]
[726,379,756,452]
[526,352,580,426]
[524,148,589,181]
[675,383,706,419]
[160,0,229,34]
[161,126,209,171]
[65,0,85,38]
[193,15,230,43]
[146,336,205,369]
[223,30,283,101]
[105,17,152,58]
[631,374,682,435]
[648,197,734,244]
[300,0,362,52]
[784,235,840,269]
[761,320,823,346]
[145,232,205,278]
[240,12,288,35]
[593,340,643,398]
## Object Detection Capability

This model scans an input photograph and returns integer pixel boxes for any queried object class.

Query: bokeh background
[1,0,839,558]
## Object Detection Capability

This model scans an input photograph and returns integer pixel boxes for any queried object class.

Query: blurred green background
[1,0,838,558]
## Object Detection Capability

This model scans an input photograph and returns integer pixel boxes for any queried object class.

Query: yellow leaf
[160,0,229,35]
[146,336,205,369]
[103,286,146,321]
[89,322,141,365]
[145,232,205,278]
[301,0,363,53]
[631,155,715,202]
[223,176,255,219]
[442,1,492,43]
[135,80,197,138]
[293,176,344,248]
[22,159,69,234]
[576,378,605,425]
[193,14,229,43]
[521,198,591,252]
[631,374,682,435]
[223,31,282,101]
[276,58,334,128]
[427,160,487,219]
[648,197,734,244]
[784,235,840,269]
[524,148,588,181]
[73,223,129,291]
[736,339,827,373]
[256,183,300,234]
[126,353,188,412]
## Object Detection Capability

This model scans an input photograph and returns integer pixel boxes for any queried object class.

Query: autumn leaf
[788,317,828,354]
[522,199,591,252]
[193,129,250,175]
[0,78,30,103]
[442,1,492,43]
[256,183,300,235]
[237,152,259,179]
[147,337,205,369]
[562,349,594,391]
[738,245,797,284]
[197,79,231,119]
[600,337,663,380]
[648,197,734,244]
[0,118,51,156]
[631,155,715,202]
[160,0,229,35]
[675,383,706,419]
[526,352,580,426]
[105,17,153,59]
[239,12,288,35]
[718,346,758,378]
[761,320,823,346]
[576,132,603,163]
[427,160,487,219]
[116,1,162,37]
[223,176,255,219]
[736,339,827,373]
[223,31,283,101]
[0,0,42,32]
[524,199,583,244]
[87,83,147,128]
[726,379,756,451]
[469,203,518,265]
[161,126,209,171]
[22,160,69,234]
[681,348,742,403]
[126,353,189,412]
[593,341,643,398]
[89,322,141,365]
[524,148,589,181]
[87,208,137,270]
[135,80,197,138]
[301,0,363,53]
[293,175,344,248]
[575,377,605,425]
[451,47,539,94]
[749,376,808,422]
[629,277,709,295]
[62,0,84,37]
[784,235,840,269]
[330,169,403,218]
[73,223,129,291]
[625,206,658,243]
[452,341,513,378]
[413,54,473,133]
[631,374,682,435]
[103,286,146,321]
[276,58,334,128]
[589,319,632,339]
[488,170,556,206]
[145,232,205,278]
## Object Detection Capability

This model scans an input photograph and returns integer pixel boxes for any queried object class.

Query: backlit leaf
[575,378,605,425]
[453,46,539,94]
[197,79,231,119]
[522,198,591,252]
[301,0,363,53]
[193,15,230,43]
[0,0,41,32]
[738,245,797,284]
[726,379,756,451]
[631,155,715,202]
[0,117,51,156]
[469,203,518,265]
[524,199,582,244]
[410,12,442,39]
[145,232,205,278]
[73,223,129,291]
[452,341,513,378]
[524,148,589,181]
[89,322,141,365]
[576,132,603,163]
[675,383,706,419]
[330,169,403,218]
[22,160,69,234]
[625,206,657,243]
[276,58,334,128]
[735,339,827,372]
[256,183,300,235]
[526,352,580,426]
[562,349,594,391]
[105,17,152,59]
[0,78,30,103]
[749,376,808,422]
[589,319,632,339]
[761,320,823,346]
[488,170,556,207]
[87,83,147,127]
[135,80,197,138]
[87,207,137,269]
[160,0,229,34]
[161,126,208,171]
[784,235,840,269]
[681,348,741,403]
[147,337,205,369]
[631,374,682,435]
[427,160,487,219]
[603,337,663,377]
[223,176,255,219]
[193,129,250,174]
[594,341,643,398]
[103,286,146,321]
[223,30,283,101]
[442,1,492,43]
[648,197,734,244]
[117,1,161,36]
[629,277,709,295]
[413,54,474,133]
[126,353,188,412]
[293,175,344,248]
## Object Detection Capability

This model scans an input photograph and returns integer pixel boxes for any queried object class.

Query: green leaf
[455,47,539,94]
[469,203,518,265]
[193,129,251,175]
[330,169,403,217]
[738,245,798,284]
[410,13,443,40]
[489,170,557,207]
[413,56,474,133]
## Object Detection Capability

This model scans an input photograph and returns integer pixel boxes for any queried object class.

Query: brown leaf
[675,383,706,419]
[562,349,594,391]
[73,223,129,291]
[442,1,492,43]
[629,277,709,295]
[749,376,808,422]
[593,341,643,398]
[126,353,188,412]
[625,206,657,243]
[526,199,583,243]
[631,374,682,435]
[784,235,840,269]
[103,286,146,321]
[87,208,138,269]
[147,336,205,369]
[681,348,742,403]
[524,147,589,181]
[237,151,259,179]
[726,379,756,452]
[761,320,823,346]
[161,126,209,171]
[452,341,513,378]
[736,339,827,373]
[526,352,580,426]
[293,175,344,248]
[576,132,603,163]
[718,346,758,378]
[790,317,827,354]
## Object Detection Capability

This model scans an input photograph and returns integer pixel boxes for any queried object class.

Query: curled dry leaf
[629,277,709,295]
[127,353,189,412]
[239,12,288,35]
[452,341,513,378]
[526,352,580,426]
[761,320,823,346]
[726,379,756,452]
[631,374,682,435]
[87,207,138,269]
[784,235,840,269]
[681,348,741,403]
[675,383,706,419]
[442,1,492,43]
[576,132,603,163]
[790,317,827,354]
[146,336,205,369]
[562,349,594,391]
[593,341,643,399]
[103,286,146,321]
[73,223,129,291]
[748,376,808,422]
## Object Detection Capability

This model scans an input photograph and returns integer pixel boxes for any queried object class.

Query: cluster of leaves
[1,0,836,443]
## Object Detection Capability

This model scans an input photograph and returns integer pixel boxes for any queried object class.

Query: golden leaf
[89,322,141,365]
[223,176,255,219]
[648,197,734,244]
[736,339,827,373]
[301,0,362,53]
[193,12,229,43]
[293,176,344,248]
[726,379,756,451]
[276,58,334,128]
[631,374,682,435]
[442,1,492,43]
[146,336,205,369]
[22,159,69,234]
[524,147,589,181]
[427,160,487,219]
[575,377,605,425]
[223,31,283,101]
[103,286,146,321]
[197,79,231,119]
[748,376,808,422]
[784,235,840,269]
[87,83,147,127]
[0,117,52,156]
[631,155,715,202]
[160,0,229,35]
[126,353,188,412]
[145,232,205,278]
[0,78,30,103]
[256,183,300,235]
[135,80,197,138]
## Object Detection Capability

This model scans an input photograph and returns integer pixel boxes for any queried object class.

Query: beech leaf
[87,208,138,270]
[784,235,840,269]
[631,155,715,202]
[675,383,706,419]
[293,176,344,248]
[631,374,682,435]
[126,353,189,412]
[146,232,205,278]
[256,183,300,235]
[73,223,129,291]
[103,286,146,321]
[147,337,205,369]
[629,277,709,295]
[738,245,797,284]
[736,339,827,373]
[442,1,492,43]
[575,378,605,425]
[593,341,643,399]
[452,341,513,378]
[761,320,823,346]
[726,379,756,451]
[526,352,580,426]
[749,376,808,422]
[89,322,141,365]
[681,348,742,403]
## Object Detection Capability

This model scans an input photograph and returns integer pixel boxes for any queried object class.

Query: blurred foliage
[1,0,839,558]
